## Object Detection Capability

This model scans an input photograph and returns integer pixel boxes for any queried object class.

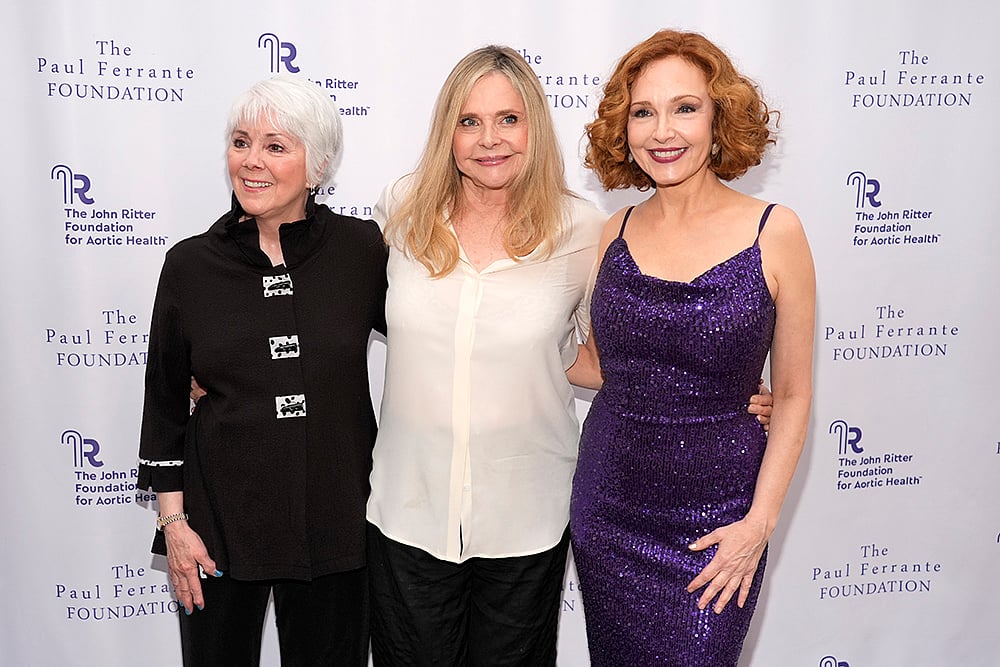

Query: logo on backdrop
[844,48,986,109]
[515,46,602,111]
[846,171,941,249]
[61,429,139,507]
[830,419,922,492]
[51,164,94,206]
[51,165,167,248]
[55,562,178,622]
[36,38,195,103]
[819,656,850,667]
[829,420,863,456]
[61,429,104,468]
[822,302,960,363]
[255,32,371,119]
[258,33,300,73]
[847,171,881,209]
[45,307,149,370]
[811,541,941,602]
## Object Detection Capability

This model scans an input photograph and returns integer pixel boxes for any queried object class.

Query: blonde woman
[365,45,606,666]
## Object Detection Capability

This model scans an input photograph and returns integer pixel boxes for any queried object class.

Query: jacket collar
[213,194,325,269]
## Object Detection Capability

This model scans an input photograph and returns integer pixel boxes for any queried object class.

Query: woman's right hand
[190,376,207,406]
[163,521,220,614]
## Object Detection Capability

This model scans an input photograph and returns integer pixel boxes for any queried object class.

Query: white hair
[225,75,343,186]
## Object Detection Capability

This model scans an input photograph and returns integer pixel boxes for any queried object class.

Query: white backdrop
[4,1,998,665]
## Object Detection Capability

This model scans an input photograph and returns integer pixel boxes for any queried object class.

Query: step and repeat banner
[4,1,997,665]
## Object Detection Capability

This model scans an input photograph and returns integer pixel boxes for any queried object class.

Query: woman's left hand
[686,516,769,614]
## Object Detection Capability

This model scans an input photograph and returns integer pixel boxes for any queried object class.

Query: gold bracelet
[156,512,189,531]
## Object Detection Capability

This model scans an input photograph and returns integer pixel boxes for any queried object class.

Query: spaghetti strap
[617,206,636,239]
[754,204,777,246]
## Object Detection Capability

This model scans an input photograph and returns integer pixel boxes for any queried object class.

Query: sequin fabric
[570,205,777,666]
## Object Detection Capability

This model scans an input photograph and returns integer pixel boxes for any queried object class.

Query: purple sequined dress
[570,205,776,666]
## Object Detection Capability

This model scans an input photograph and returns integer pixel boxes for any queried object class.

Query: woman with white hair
[137,75,386,666]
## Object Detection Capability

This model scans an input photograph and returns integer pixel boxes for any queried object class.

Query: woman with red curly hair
[568,30,815,665]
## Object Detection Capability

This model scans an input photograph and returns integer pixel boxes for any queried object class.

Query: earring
[626,151,635,164]
[711,142,720,157]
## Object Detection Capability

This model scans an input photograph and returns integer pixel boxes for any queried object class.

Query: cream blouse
[366,176,606,562]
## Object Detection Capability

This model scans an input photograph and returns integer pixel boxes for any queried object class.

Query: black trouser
[178,568,369,667]
[367,523,570,667]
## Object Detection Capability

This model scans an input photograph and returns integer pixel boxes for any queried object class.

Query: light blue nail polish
[196,603,204,611]
[214,570,223,577]
[184,607,192,616]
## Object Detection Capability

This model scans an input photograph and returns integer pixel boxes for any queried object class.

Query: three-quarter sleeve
[137,255,191,492]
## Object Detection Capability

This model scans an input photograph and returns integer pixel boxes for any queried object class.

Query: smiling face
[227,118,310,228]
[626,56,716,189]
[452,71,529,196]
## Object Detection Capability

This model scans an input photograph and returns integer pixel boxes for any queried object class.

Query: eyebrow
[459,108,523,117]
[629,94,703,107]
[231,129,293,140]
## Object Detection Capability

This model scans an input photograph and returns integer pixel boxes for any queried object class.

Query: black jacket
[138,196,387,580]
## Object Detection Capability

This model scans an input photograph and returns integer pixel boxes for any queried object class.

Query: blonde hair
[586,30,777,189]
[385,45,570,277]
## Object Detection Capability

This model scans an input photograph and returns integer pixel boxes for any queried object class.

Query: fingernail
[214,570,223,577]
[184,607,192,616]
[196,603,204,611]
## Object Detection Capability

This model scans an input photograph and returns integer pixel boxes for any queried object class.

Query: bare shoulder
[760,202,803,231]
[757,203,815,293]
[758,203,809,248]
[605,205,631,232]
[715,190,788,238]
[597,205,633,253]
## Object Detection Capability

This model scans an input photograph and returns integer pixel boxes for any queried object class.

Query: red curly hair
[586,30,777,189]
